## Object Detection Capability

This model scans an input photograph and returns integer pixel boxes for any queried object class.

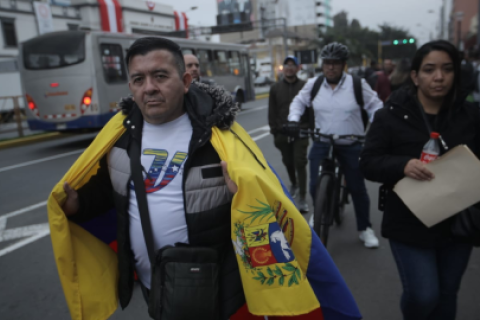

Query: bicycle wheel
[313,174,334,247]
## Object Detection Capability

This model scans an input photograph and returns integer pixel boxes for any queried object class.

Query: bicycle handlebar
[299,129,365,142]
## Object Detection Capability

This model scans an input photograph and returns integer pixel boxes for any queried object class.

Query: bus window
[182,48,195,55]
[197,49,213,77]
[214,50,229,76]
[229,51,242,76]
[101,43,127,83]
[23,31,86,70]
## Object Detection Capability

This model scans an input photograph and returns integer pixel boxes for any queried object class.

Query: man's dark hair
[125,37,186,77]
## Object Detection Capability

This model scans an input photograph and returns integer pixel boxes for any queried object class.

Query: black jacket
[70,83,245,319]
[360,88,480,247]
[268,77,312,134]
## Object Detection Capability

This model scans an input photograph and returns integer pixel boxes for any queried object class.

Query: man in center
[269,56,312,213]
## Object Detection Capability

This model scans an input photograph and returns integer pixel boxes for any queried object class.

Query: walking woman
[360,40,480,320]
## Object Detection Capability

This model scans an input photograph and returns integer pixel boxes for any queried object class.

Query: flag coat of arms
[47,112,362,320]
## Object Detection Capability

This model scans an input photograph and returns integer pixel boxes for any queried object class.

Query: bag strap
[130,136,156,264]
[310,75,324,104]
[352,75,365,108]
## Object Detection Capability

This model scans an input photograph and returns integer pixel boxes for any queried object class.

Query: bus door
[95,38,130,117]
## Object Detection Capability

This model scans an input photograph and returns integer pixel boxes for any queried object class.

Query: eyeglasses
[283,64,298,69]
[323,60,343,66]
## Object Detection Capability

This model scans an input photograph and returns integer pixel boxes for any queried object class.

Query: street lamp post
[455,11,464,50]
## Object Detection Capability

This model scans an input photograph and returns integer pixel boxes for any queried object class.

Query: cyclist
[269,56,312,213]
[288,42,383,248]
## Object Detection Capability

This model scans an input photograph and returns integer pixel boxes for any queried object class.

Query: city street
[0,98,479,320]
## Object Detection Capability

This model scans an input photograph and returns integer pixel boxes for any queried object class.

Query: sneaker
[359,227,379,248]
[296,197,309,214]
[289,185,299,198]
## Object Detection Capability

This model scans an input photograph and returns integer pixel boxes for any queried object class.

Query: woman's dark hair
[410,40,461,111]
[125,37,185,77]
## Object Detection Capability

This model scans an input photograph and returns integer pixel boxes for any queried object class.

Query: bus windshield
[23,31,86,70]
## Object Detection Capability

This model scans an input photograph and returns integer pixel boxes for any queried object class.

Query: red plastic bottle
[420,132,440,164]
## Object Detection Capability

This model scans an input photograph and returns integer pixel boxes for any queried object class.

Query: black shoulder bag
[417,101,480,246]
[130,137,220,319]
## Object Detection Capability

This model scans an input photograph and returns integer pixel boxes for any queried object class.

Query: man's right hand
[62,182,79,216]
[282,121,300,138]
[404,159,435,181]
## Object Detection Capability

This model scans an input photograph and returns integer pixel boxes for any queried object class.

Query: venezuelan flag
[47,113,361,320]
[211,123,362,320]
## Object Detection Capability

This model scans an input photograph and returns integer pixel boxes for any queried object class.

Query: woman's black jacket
[360,88,480,248]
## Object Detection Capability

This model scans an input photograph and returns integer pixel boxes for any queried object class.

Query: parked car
[254,76,274,87]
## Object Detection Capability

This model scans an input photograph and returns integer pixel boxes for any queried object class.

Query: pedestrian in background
[184,53,200,81]
[390,58,411,92]
[360,40,480,320]
[367,59,394,102]
[268,56,312,213]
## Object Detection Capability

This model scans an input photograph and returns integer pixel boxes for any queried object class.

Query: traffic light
[392,38,415,45]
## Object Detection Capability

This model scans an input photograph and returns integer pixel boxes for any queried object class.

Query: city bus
[19,30,254,131]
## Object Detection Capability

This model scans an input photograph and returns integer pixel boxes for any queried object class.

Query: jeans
[274,134,309,198]
[389,239,473,320]
[308,141,371,231]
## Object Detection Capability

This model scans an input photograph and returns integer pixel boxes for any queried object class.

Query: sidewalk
[0,121,42,140]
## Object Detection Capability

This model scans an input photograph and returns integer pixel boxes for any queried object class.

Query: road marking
[248,125,269,135]
[0,228,50,257]
[0,223,50,242]
[0,150,84,173]
[1,201,48,220]
[238,105,267,116]
[252,132,271,141]
[0,205,50,258]
[0,124,272,257]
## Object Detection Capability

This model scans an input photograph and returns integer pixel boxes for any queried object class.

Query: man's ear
[410,70,418,86]
[183,72,193,94]
[128,82,133,100]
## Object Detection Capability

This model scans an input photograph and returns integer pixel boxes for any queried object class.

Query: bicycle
[302,129,364,247]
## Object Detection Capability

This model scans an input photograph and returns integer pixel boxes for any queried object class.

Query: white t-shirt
[128,113,192,289]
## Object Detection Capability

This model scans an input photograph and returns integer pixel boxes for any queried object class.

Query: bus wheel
[235,91,244,110]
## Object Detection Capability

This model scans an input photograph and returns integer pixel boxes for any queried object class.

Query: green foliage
[238,199,274,224]
[253,264,301,287]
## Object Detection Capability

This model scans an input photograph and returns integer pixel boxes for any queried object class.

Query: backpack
[310,75,369,130]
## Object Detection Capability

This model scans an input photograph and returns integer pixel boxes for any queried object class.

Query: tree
[317,12,418,66]
[351,19,361,29]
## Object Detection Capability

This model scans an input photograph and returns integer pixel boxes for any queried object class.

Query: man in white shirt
[288,42,383,248]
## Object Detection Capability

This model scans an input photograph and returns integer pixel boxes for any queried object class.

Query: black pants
[273,134,309,198]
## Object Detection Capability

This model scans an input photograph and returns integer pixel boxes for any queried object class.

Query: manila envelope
[393,145,480,227]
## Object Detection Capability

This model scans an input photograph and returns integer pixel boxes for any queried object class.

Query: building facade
[218,0,332,79]
[448,0,478,51]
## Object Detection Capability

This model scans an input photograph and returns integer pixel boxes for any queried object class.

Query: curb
[255,93,269,100]
[0,132,63,150]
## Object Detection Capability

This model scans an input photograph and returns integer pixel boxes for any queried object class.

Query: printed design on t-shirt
[133,149,188,193]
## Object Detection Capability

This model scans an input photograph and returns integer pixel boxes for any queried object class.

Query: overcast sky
[170,0,442,45]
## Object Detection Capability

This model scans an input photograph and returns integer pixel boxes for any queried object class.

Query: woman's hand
[404,159,435,181]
